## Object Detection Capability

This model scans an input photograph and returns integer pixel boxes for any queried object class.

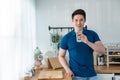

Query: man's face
[72,14,86,31]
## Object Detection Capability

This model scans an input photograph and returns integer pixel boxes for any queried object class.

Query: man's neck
[75,28,83,33]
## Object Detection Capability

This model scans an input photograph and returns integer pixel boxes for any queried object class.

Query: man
[58,9,106,80]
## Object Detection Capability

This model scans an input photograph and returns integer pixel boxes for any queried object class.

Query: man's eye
[75,19,78,21]
[80,19,84,21]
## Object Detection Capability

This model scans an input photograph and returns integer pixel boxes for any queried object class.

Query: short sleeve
[92,31,101,43]
[60,35,68,50]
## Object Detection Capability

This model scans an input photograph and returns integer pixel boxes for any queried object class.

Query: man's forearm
[86,41,106,54]
[58,56,70,72]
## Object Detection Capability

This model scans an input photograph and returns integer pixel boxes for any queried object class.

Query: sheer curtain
[0,0,36,80]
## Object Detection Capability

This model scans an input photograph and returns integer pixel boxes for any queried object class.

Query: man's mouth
[78,26,81,27]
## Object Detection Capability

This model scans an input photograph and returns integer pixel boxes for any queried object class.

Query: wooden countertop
[95,65,120,74]
[30,67,72,80]
[38,69,71,80]
[29,65,120,80]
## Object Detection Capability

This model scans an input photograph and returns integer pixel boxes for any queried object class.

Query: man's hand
[80,34,88,43]
[65,69,74,77]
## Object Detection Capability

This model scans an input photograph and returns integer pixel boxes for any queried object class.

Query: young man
[58,9,106,80]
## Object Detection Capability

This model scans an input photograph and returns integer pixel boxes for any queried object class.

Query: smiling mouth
[78,26,82,28]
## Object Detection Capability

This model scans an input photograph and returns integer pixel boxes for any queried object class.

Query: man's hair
[72,9,86,20]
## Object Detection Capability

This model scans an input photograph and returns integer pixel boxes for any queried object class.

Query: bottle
[34,47,41,59]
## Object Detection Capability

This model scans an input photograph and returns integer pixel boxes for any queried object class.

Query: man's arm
[58,48,74,77]
[86,41,106,55]
[81,34,106,55]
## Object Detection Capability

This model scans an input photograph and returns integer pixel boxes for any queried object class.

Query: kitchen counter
[95,65,120,74]
[29,65,120,80]
[31,70,71,80]
[30,65,72,80]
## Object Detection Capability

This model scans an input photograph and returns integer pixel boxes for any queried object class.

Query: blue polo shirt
[60,29,100,77]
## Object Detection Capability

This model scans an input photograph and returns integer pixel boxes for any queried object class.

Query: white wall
[36,0,120,52]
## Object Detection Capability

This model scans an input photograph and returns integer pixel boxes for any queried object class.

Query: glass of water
[76,30,83,42]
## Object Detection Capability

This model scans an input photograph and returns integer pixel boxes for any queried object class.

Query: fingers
[80,34,88,43]
[65,72,74,77]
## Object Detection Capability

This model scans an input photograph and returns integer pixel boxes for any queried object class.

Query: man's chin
[77,27,83,29]
[78,26,83,28]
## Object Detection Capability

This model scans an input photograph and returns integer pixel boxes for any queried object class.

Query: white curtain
[0,0,36,80]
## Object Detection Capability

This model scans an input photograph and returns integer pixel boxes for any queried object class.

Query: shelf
[109,55,120,57]
[106,46,120,67]
[107,46,120,49]
[109,62,120,64]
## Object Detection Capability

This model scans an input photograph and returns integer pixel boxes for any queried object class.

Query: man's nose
[77,21,81,25]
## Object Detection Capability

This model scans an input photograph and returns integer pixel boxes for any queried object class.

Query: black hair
[72,9,86,20]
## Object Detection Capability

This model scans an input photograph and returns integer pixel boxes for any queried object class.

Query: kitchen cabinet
[97,74,114,80]
[114,74,120,80]
[115,75,120,80]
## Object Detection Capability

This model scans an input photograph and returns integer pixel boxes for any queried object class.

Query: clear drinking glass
[76,30,83,42]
